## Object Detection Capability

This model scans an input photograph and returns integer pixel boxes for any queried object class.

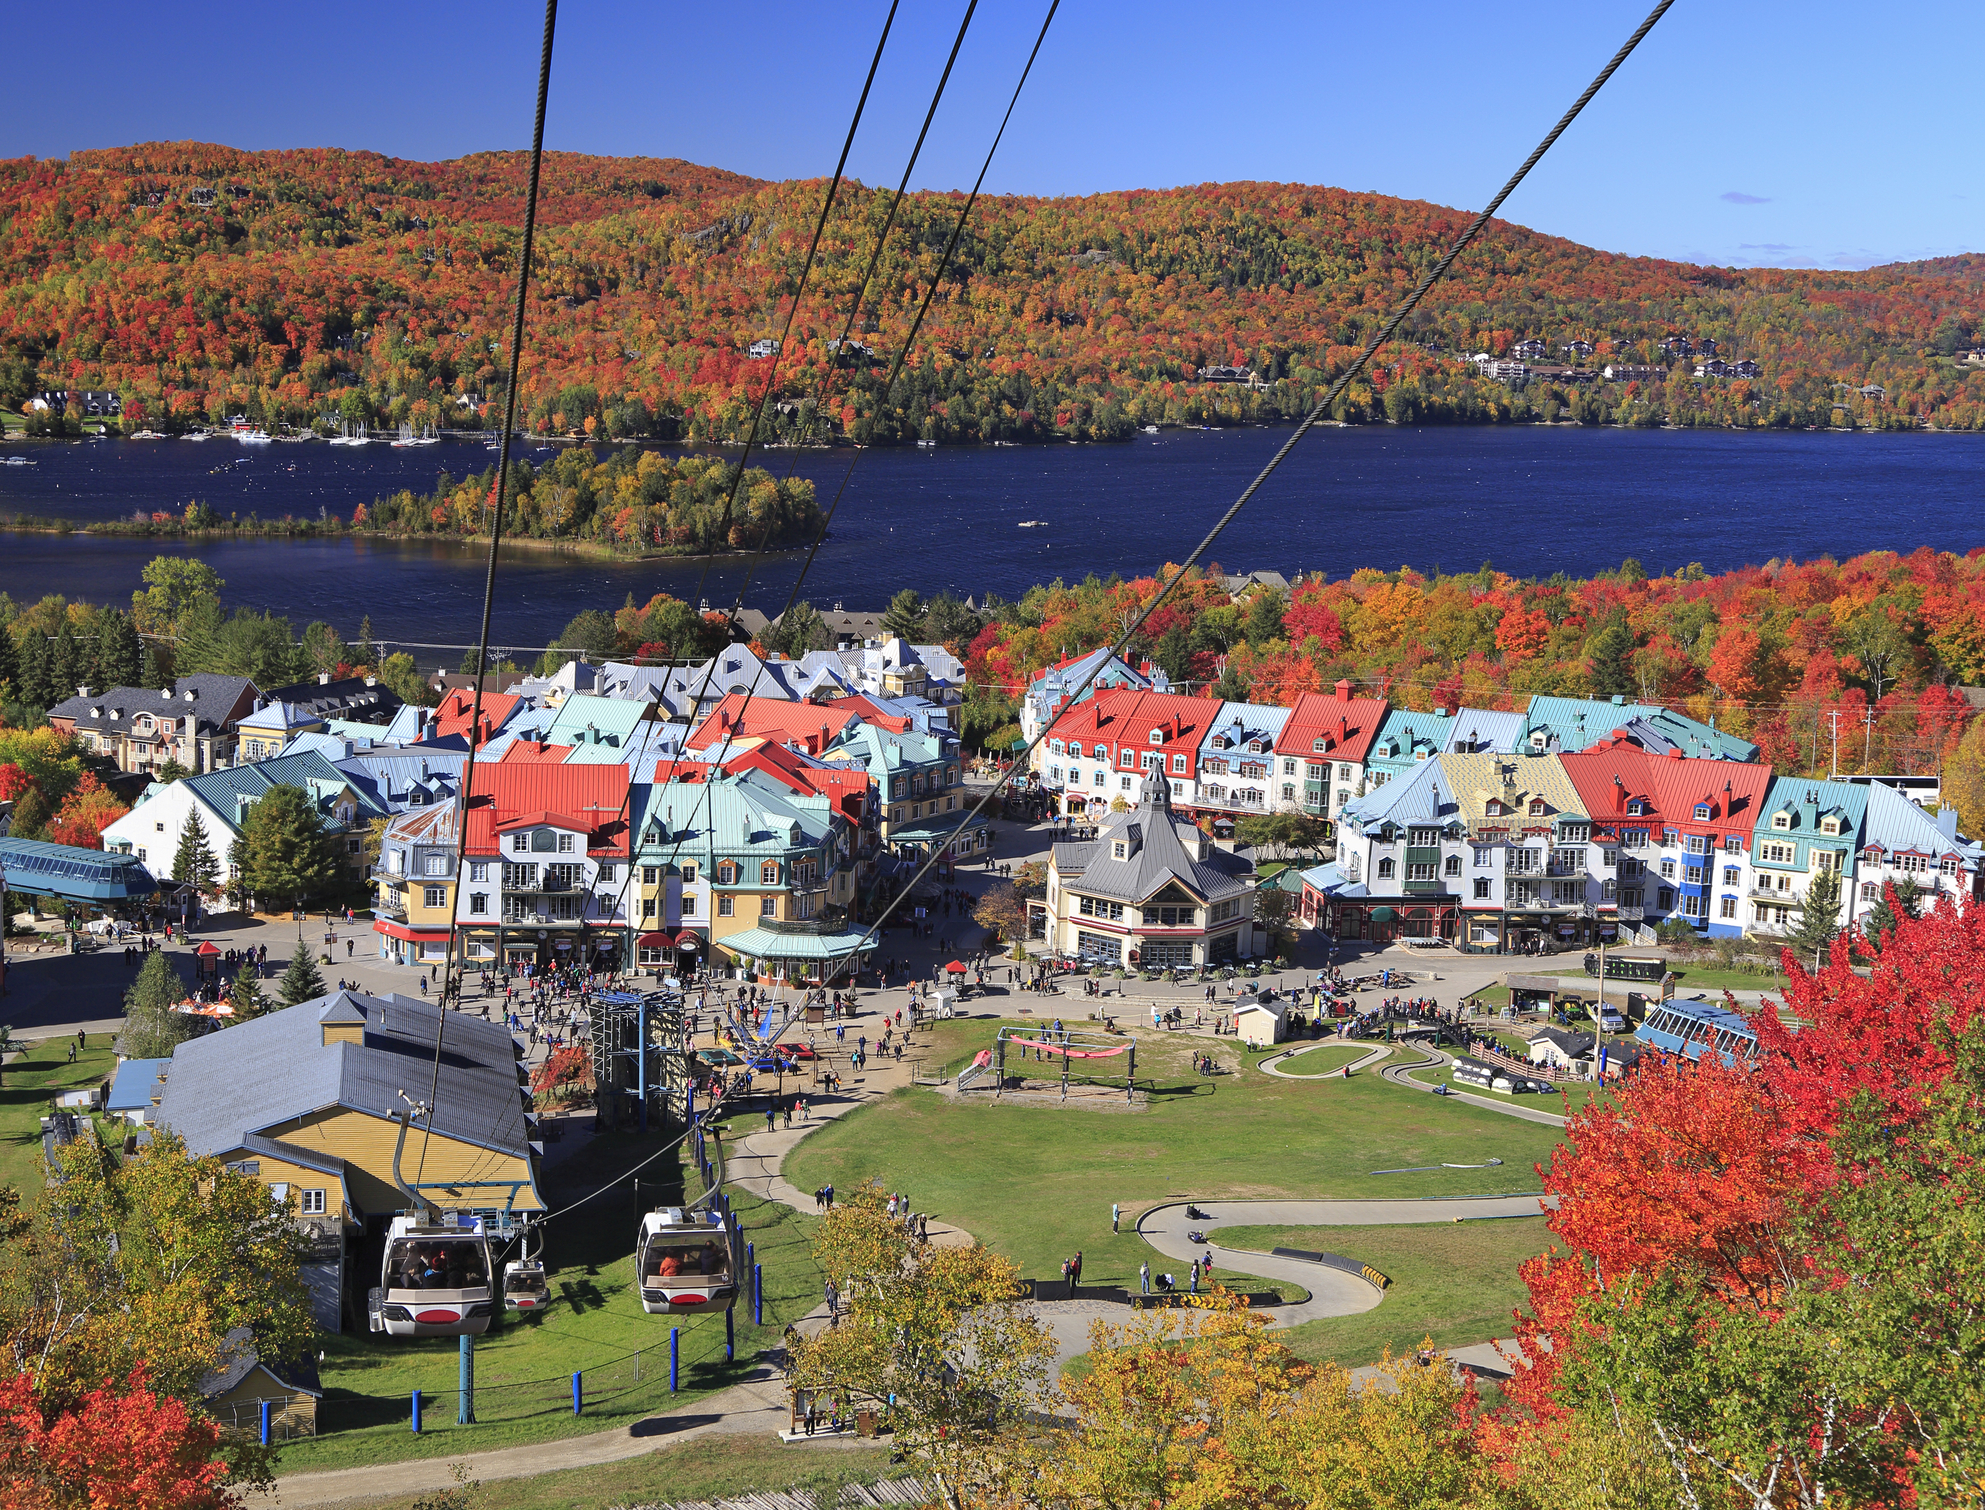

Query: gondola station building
[153,989,542,1332]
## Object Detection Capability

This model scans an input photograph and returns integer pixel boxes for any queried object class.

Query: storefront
[715,920,877,984]
[373,917,451,967]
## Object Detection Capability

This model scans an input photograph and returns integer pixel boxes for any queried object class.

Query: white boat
[1018,519,1048,528]
[1142,424,1160,434]
[128,430,168,440]
[184,429,213,441]
[2,456,32,466]
[916,438,937,448]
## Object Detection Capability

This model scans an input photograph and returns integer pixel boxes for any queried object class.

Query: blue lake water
[0,426,1980,652]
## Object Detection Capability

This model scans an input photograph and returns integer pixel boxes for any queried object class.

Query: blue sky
[2,0,1975,271]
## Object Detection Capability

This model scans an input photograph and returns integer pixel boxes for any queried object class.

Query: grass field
[0,1035,115,1197]
[1275,1044,1371,1077]
[274,1135,825,1472]
[338,1437,897,1510]
[785,1014,1566,1296]
[1219,1217,1551,1366]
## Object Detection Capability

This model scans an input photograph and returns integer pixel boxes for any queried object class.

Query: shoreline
[0,519,808,563]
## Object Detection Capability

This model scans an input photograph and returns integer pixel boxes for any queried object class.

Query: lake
[1,425,1980,652]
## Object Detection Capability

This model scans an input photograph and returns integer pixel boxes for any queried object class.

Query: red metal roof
[1560,741,1774,830]
[433,688,523,743]
[1280,682,1388,764]
[497,740,573,765]
[461,765,631,857]
[687,694,858,756]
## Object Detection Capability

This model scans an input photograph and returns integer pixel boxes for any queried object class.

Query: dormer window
[1484,800,1505,816]
[1312,738,1327,753]
[1820,817,1839,836]
[1528,799,1546,817]
[1694,804,1712,821]
[1248,741,1263,754]
[1772,813,1791,831]
[717,861,738,885]
[1627,799,1648,817]
[1113,841,1127,859]
[1149,729,1163,745]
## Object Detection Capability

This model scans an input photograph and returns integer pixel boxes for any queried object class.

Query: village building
[1043,770,1259,969]
[46,675,260,775]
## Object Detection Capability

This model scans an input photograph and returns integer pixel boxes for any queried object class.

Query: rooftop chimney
[318,672,332,686]
[76,684,91,698]
[1335,678,1352,700]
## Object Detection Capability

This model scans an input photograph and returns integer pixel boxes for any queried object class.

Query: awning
[1369,906,1398,922]
[373,919,450,943]
[637,931,672,948]
[945,959,968,973]
[716,925,877,962]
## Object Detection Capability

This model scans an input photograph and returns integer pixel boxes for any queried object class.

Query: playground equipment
[991,1024,1137,1103]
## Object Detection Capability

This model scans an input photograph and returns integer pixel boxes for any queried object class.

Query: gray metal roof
[157,990,532,1169]
[47,675,257,737]
[1052,771,1251,904]
[199,1326,322,1400]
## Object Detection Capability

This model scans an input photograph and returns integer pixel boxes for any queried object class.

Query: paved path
[1258,1041,1390,1079]
[1379,1045,1569,1129]
[1136,1195,1550,1326]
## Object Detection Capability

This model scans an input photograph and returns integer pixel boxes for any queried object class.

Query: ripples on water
[0,426,1979,646]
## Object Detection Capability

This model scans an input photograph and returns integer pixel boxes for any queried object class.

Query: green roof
[544,694,656,750]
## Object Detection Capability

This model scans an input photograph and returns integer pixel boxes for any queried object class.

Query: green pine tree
[16,630,54,710]
[276,950,327,1009]
[171,807,220,893]
[356,614,379,672]
[93,609,145,690]
[1785,869,1842,961]
[120,950,191,1058]
[139,639,168,690]
[229,965,270,1022]
[237,784,342,913]
[881,587,925,641]
[0,622,18,703]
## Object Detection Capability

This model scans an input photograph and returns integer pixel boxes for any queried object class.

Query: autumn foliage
[4,143,1983,451]
[0,1370,234,1510]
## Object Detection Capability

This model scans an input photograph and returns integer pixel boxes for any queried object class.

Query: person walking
[1070,1250,1083,1295]
[1111,1202,1121,1234]
[1139,1261,1151,1296]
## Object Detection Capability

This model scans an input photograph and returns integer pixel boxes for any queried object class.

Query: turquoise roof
[182,750,387,831]
[543,694,656,751]
[1524,695,1758,762]
[0,835,160,901]
[715,924,875,961]
[637,769,837,865]
[1752,776,1869,844]
[821,721,949,778]
[1366,707,1453,777]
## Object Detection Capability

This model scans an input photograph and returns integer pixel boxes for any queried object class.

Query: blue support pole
[754,1262,763,1326]
[638,995,649,1134]
[572,1371,583,1415]
[259,1399,271,1447]
[411,1388,422,1434]
[458,1333,475,1424]
[670,1326,679,1392]
[725,1304,735,1362]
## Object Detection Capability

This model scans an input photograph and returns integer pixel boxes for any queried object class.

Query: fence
[213,1394,315,1443]
[1471,1042,1583,1085]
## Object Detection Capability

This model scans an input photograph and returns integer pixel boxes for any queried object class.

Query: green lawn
[1219,1216,1551,1366]
[785,1015,1566,1296]
[275,1136,825,1472]
[339,1437,897,1510]
[0,1036,115,1197]
[1274,1044,1369,1077]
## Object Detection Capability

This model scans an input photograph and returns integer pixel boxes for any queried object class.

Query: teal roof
[1367,707,1453,772]
[638,769,836,863]
[544,694,657,751]
[1860,781,1965,861]
[182,751,387,831]
[1753,776,1869,842]
[821,720,948,775]
[1524,695,1758,761]
[716,925,875,961]
[890,808,989,844]
[1338,755,1457,831]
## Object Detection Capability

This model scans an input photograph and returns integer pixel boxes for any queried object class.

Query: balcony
[1546,863,1585,878]
[1616,904,1645,920]
[375,897,408,922]
[1402,879,1450,894]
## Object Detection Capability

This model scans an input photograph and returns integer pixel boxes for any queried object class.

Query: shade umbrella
[945,960,968,974]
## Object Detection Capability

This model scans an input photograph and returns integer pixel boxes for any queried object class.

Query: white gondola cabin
[636,1207,736,1315]
[369,1214,496,1337]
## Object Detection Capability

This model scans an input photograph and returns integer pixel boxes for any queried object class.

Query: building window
[1282,784,1295,800]
[1685,866,1705,886]
[760,861,779,885]
[1724,835,1744,853]
[1683,893,1708,918]
[1376,858,1395,879]
[423,886,446,909]
[1660,859,1676,879]
[1444,855,1461,876]
[760,896,777,917]
[717,861,738,885]
[1860,881,1879,902]
[422,852,448,876]
[1408,862,1435,882]
[1172,753,1187,773]
[300,1189,327,1215]
[1719,896,1737,919]
[1473,878,1491,899]
[681,893,696,916]
[718,895,734,917]
[1658,887,1674,910]
[469,861,488,882]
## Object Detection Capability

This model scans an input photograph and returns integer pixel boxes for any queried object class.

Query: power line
[424,0,560,1187]
[805,0,1678,980]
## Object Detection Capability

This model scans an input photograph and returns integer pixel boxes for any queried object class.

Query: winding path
[1258,1041,1391,1079]
[1378,1044,1568,1129]
[1136,1194,1552,1326]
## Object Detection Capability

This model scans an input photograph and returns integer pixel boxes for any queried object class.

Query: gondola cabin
[370,1215,496,1337]
[503,1258,550,1312]
[636,1207,736,1315]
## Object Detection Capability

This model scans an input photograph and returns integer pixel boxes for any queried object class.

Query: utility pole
[1827,709,1842,780]
[1863,708,1876,772]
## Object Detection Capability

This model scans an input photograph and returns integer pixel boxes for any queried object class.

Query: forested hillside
[3,142,1983,444]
